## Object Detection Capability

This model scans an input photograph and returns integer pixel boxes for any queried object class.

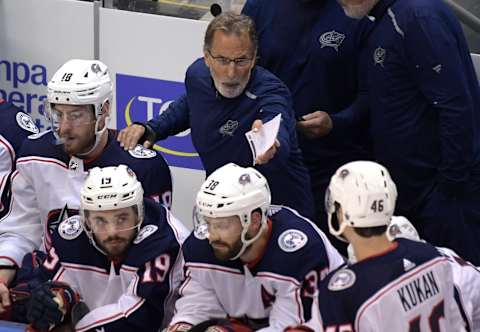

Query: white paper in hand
[245,113,282,165]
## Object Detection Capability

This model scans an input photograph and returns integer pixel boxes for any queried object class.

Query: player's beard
[59,127,96,156]
[211,237,244,261]
[99,235,133,257]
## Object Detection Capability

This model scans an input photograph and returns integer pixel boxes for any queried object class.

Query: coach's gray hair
[204,12,257,56]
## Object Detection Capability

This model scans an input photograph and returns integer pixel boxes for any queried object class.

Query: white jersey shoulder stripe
[60,262,109,276]
[256,271,301,286]
[76,298,145,332]
[186,262,243,275]
[17,156,68,169]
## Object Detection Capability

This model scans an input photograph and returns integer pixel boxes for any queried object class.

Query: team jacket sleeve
[146,94,191,141]
[169,266,227,326]
[241,0,259,17]
[404,13,476,196]
[75,252,179,332]
[0,164,43,267]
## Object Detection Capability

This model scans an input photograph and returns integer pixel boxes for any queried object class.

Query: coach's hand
[251,120,280,165]
[118,123,154,150]
[296,111,332,139]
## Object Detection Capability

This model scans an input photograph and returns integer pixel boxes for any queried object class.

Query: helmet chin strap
[76,117,109,158]
[230,213,267,261]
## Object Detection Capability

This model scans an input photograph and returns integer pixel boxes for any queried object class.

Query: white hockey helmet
[46,59,112,153]
[195,163,271,260]
[386,216,421,242]
[81,165,144,247]
[325,161,397,241]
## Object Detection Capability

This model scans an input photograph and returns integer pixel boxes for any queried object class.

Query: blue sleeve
[146,94,190,140]
[329,93,369,140]
[329,47,370,140]
[405,13,475,194]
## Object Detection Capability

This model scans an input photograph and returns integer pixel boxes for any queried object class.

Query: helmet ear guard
[325,161,398,242]
[195,163,271,260]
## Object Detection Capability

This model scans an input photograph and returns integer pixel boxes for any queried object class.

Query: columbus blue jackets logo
[133,225,158,244]
[319,30,345,52]
[219,120,239,137]
[128,145,157,159]
[374,47,387,67]
[328,268,356,291]
[58,215,83,240]
[278,229,308,252]
[238,173,251,185]
[16,112,39,134]
[47,204,80,237]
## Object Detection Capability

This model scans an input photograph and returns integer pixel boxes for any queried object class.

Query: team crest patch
[328,268,356,291]
[219,120,239,136]
[194,223,209,240]
[16,112,39,134]
[374,47,386,67]
[319,30,345,52]
[58,215,83,240]
[129,145,157,159]
[133,225,158,244]
[278,229,308,252]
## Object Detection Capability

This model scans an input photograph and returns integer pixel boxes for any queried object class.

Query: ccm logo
[97,194,117,199]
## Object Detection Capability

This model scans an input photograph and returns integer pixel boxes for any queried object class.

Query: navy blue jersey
[242,0,371,179]
[0,129,172,267]
[0,101,39,218]
[312,239,468,331]
[22,199,189,331]
[170,206,344,331]
[147,59,315,219]
[360,0,480,212]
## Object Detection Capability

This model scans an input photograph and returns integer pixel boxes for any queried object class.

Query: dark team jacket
[242,0,372,180]
[359,0,480,212]
[147,59,315,219]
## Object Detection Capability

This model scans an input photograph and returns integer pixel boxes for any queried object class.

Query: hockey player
[0,59,172,294]
[118,12,315,220]
[8,165,188,331]
[168,163,344,332]
[288,161,470,332]
[0,100,39,219]
[383,217,480,332]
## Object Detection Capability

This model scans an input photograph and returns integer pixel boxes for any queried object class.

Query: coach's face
[206,215,244,261]
[337,0,378,19]
[204,30,256,99]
